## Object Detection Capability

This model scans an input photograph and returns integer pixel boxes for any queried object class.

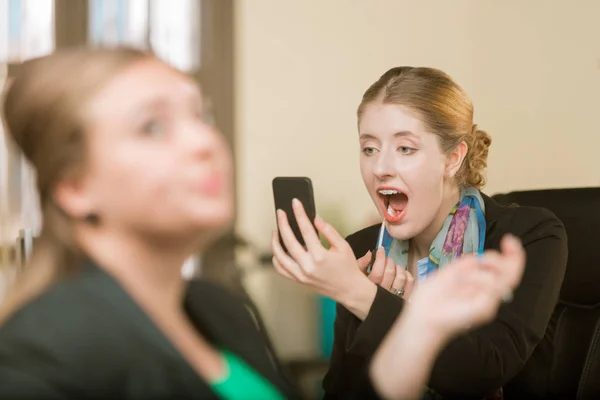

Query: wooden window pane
[88,0,200,72]
[149,0,200,72]
[89,0,149,48]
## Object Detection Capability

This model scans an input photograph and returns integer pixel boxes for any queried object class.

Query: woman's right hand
[357,248,415,300]
[406,234,525,336]
[370,234,526,400]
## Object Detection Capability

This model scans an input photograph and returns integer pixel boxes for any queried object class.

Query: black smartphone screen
[272,177,317,253]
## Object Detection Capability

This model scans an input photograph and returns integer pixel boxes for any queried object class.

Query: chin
[384,220,419,241]
[196,209,234,231]
[187,212,233,249]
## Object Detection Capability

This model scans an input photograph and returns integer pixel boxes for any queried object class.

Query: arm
[322,227,407,398]
[370,309,448,400]
[323,310,444,400]
[323,288,406,398]
[336,225,408,357]
[322,303,353,399]
[427,211,567,397]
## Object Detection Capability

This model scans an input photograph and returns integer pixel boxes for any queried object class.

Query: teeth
[379,189,399,195]
[387,205,395,216]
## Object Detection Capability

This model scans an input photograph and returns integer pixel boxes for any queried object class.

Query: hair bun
[465,124,492,188]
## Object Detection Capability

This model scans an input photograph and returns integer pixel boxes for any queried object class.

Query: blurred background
[1,0,599,398]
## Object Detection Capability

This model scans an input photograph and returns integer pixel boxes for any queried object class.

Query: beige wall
[235,0,600,249]
[234,0,600,358]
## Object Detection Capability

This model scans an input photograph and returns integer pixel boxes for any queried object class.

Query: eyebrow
[359,131,417,140]
[133,86,203,115]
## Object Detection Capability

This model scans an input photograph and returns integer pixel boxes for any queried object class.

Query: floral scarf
[378,186,486,281]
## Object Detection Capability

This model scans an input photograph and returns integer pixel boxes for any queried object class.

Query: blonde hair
[357,66,491,189]
[0,47,151,322]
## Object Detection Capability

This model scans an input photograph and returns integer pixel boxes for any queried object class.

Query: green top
[211,350,285,400]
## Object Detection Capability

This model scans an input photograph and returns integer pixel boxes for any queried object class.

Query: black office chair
[493,188,600,400]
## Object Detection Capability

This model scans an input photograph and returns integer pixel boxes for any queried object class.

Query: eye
[141,119,166,137]
[399,146,415,155]
[362,146,378,156]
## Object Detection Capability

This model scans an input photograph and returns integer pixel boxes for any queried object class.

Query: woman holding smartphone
[0,48,525,400]
[272,67,567,399]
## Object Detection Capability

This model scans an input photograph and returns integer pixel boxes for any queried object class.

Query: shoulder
[484,194,566,246]
[1,277,111,340]
[344,224,381,259]
[0,274,128,379]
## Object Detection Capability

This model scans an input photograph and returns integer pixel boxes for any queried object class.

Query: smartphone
[272,177,317,253]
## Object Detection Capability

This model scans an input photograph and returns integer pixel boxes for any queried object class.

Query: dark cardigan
[323,194,568,399]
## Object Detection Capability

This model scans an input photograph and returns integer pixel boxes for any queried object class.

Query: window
[0,0,50,263]
[89,0,149,48]
[0,0,55,62]
[89,0,201,72]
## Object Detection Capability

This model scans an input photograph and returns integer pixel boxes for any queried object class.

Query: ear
[445,141,468,178]
[52,175,94,220]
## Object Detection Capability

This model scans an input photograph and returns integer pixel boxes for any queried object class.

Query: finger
[403,269,415,298]
[271,230,304,281]
[477,251,517,290]
[357,250,372,273]
[379,257,397,290]
[463,264,506,299]
[271,256,295,281]
[369,247,386,284]
[292,198,323,253]
[314,215,347,250]
[391,266,407,293]
[276,209,309,261]
[500,234,526,286]
[477,249,522,304]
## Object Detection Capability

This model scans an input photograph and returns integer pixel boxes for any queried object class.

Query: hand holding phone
[271,178,377,319]
[272,177,317,252]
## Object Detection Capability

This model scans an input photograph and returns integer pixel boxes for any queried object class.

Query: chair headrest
[493,187,600,307]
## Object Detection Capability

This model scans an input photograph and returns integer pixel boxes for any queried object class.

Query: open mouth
[377,187,408,223]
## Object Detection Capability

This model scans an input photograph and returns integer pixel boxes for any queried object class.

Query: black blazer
[323,194,568,399]
[0,262,300,399]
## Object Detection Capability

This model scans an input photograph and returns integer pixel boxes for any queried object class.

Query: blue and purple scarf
[378,186,486,282]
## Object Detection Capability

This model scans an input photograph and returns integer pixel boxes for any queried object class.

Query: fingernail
[292,198,300,207]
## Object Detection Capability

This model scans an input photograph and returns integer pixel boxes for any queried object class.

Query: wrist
[338,273,377,321]
[400,304,449,350]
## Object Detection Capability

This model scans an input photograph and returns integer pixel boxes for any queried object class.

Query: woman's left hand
[364,247,415,300]
[271,199,375,310]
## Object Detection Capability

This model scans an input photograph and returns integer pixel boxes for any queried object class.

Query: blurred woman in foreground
[0,47,524,400]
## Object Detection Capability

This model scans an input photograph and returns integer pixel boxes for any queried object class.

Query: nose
[181,119,223,159]
[372,147,396,180]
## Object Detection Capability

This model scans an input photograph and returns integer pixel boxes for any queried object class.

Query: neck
[411,184,461,259]
[75,226,196,312]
